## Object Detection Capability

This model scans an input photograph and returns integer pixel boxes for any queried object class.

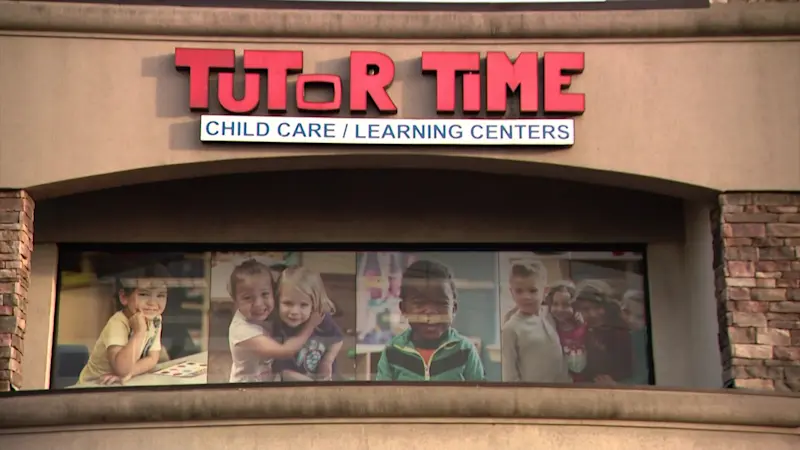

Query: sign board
[176,49,585,147]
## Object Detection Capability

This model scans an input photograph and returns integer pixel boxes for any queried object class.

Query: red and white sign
[176,49,585,146]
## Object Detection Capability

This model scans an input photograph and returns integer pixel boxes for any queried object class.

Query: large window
[52,247,653,388]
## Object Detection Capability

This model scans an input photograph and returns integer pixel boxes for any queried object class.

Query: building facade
[1,0,799,448]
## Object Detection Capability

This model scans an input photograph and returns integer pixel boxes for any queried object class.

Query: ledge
[0,2,799,39]
[2,384,800,430]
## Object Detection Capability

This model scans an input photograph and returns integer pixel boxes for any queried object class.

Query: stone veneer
[0,190,34,392]
[713,192,800,391]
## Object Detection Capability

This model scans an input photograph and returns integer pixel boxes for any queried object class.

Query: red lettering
[486,52,538,114]
[543,52,585,114]
[175,48,235,111]
[244,50,303,112]
[296,74,342,112]
[218,72,260,114]
[175,49,585,117]
[421,52,480,114]
[350,51,397,114]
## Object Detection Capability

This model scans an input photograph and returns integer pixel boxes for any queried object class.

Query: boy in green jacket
[375,259,485,381]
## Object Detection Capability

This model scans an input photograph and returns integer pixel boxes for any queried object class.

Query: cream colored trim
[0,3,798,39]
[2,385,799,430]
[21,243,58,391]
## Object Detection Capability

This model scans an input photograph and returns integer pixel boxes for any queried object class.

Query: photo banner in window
[498,251,650,385]
[51,248,651,389]
[52,251,209,389]
[355,251,499,382]
[207,252,356,383]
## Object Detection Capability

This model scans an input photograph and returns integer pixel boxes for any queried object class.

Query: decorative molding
[0,2,798,39]
[1,384,799,430]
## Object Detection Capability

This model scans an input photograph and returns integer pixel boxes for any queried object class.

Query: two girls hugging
[226,259,343,383]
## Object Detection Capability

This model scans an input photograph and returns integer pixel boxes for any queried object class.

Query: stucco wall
[0,3,798,198]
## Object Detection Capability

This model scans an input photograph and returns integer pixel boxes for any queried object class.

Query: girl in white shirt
[226,259,322,383]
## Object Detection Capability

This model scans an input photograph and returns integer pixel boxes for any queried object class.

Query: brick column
[0,190,34,392]
[713,192,800,391]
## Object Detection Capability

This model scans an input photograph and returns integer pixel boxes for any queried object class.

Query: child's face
[279,287,313,328]
[509,274,544,314]
[234,272,274,322]
[121,286,167,320]
[573,299,605,327]
[549,290,574,323]
[621,299,646,331]
[401,280,456,341]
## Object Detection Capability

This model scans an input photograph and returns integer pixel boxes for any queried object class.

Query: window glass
[52,248,652,388]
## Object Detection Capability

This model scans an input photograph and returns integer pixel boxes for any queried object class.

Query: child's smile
[402,282,455,341]
[280,288,313,328]
[122,286,167,319]
[234,273,274,322]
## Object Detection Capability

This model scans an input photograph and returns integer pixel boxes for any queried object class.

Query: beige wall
[0,0,793,394]
[0,30,798,197]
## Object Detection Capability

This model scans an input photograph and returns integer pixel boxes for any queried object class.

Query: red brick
[756,271,782,279]
[751,288,786,301]
[754,193,799,206]
[736,301,769,313]
[729,327,756,343]
[767,223,800,237]
[756,278,777,288]
[774,346,800,361]
[757,261,792,271]
[757,328,792,346]
[725,287,751,301]
[724,223,766,238]
[732,312,767,327]
[768,206,799,214]
[777,279,800,288]
[759,246,795,260]
[725,247,758,261]
[770,302,800,313]
[770,320,800,329]
[732,344,772,359]
[724,238,752,247]
[728,261,756,277]
[725,213,779,223]
[779,214,800,223]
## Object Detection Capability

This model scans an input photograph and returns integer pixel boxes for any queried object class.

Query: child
[620,289,650,385]
[227,259,323,383]
[501,261,570,383]
[78,264,171,386]
[272,265,344,382]
[376,259,485,381]
[571,280,633,385]
[544,280,588,380]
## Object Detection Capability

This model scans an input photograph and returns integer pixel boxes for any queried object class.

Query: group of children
[76,255,647,386]
[501,260,649,385]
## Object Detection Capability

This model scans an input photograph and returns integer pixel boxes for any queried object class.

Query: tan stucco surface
[2,385,799,449]
[0,4,798,199]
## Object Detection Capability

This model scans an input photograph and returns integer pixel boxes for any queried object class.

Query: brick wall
[713,193,800,391]
[0,190,34,392]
